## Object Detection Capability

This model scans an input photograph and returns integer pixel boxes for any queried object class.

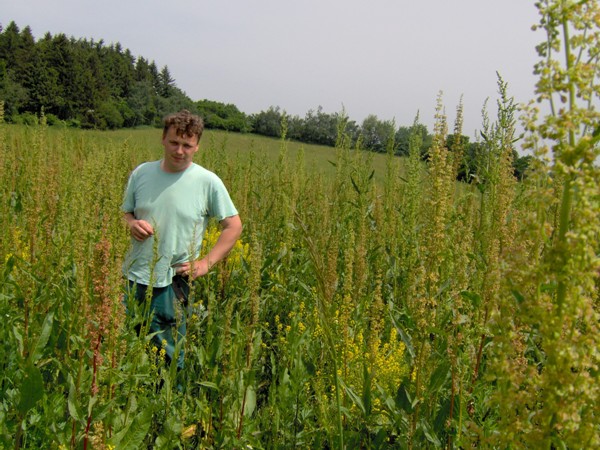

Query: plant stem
[555,11,576,315]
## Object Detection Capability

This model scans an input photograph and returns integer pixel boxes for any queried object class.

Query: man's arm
[124,212,154,241]
[175,214,243,279]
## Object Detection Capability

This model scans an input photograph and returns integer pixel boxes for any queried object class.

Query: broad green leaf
[109,406,154,449]
[511,289,525,304]
[428,361,450,394]
[420,419,442,447]
[361,364,372,415]
[460,290,482,308]
[67,374,83,421]
[3,254,15,276]
[341,380,365,415]
[198,381,218,390]
[13,325,24,356]
[87,395,98,419]
[350,175,361,194]
[17,362,44,415]
[243,385,257,417]
[29,311,54,365]
[395,381,413,413]
[389,314,415,360]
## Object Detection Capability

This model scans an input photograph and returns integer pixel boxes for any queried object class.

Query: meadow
[1,2,600,449]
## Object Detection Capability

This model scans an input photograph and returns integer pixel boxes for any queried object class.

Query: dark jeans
[124,275,190,369]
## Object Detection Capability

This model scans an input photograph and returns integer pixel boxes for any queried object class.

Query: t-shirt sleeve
[208,176,238,221]
[121,168,137,213]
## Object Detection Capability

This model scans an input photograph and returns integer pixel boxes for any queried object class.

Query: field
[1,4,600,449]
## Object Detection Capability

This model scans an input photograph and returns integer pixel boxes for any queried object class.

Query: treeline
[0,21,530,178]
[201,103,532,180]
[197,102,434,155]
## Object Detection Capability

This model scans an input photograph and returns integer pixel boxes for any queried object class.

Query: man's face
[161,126,199,173]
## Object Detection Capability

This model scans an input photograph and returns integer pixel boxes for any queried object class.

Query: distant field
[77,126,405,183]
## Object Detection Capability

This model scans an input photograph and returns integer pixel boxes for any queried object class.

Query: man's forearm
[174,215,242,278]
[202,215,243,268]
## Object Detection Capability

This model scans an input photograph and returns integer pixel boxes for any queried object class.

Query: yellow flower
[4,227,30,267]
[202,223,249,268]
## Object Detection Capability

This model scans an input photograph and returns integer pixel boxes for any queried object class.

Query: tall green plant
[490,1,600,448]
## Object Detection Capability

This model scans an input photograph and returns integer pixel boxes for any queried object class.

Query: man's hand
[174,259,210,279]
[173,214,243,280]
[129,219,154,241]
[124,213,154,241]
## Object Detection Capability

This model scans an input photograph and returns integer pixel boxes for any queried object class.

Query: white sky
[2,0,542,138]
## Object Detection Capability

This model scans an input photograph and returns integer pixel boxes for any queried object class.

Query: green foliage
[0,4,598,448]
[196,99,250,132]
[289,106,355,146]
[361,114,396,153]
[0,21,189,129]
[488,1,600,448]
[250,106,285,137]
[44,113,65,127]
[95,99,125,129]
[395,123,432,157]
[10,112,38,125]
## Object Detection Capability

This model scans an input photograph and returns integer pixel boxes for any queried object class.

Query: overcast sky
[3,0,542,137]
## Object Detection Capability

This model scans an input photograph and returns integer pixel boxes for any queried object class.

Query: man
[122,109,242,369]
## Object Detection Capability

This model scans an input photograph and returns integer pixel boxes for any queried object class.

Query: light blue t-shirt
[121,161,238,287]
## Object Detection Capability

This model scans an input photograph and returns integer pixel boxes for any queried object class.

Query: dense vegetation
[1,1,598,448]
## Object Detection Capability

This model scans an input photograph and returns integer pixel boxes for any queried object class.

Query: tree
[135,56,159,87]
[155,86,195,125]
[196,99,250,132]
[360,114,396,152]
[13,25,36,84]
[96,98,124,129]
[250,106,285,138]
[157,65,175,97]
[0,22,22,65]
[0,22,201,127]
[286,114,304,141]
[299,106,339,146]
[512,154,532,180]
[126,80,158,126]
[100,43,135,98]
[395,123,431,157]
[0,60,28,118]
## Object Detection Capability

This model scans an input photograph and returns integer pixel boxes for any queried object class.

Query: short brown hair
[162,110,204,143]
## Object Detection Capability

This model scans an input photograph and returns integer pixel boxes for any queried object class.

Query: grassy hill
[72,126,406,184]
